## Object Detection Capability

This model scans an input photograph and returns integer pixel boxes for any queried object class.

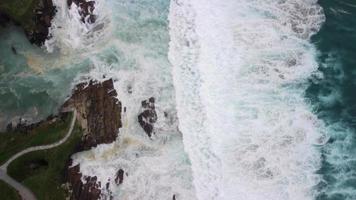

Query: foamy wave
[169,0,326,199]
[44,0,111,53]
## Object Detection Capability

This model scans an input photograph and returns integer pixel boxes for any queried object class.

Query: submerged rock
[138,97,158,137]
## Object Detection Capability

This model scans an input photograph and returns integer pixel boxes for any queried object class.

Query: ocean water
[307,0,356,199]
[0,0,355,199]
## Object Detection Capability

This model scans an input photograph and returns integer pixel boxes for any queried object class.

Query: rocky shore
[0,0,96,46]
[62,79,122,200]
[0,0,56,46]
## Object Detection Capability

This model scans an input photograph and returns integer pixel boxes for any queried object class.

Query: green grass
[7,123,82,200]
[0,180,21,200]
[0,113,72,165]
[0,0,39,30]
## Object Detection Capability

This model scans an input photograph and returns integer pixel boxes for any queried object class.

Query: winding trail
[0,110,77,200]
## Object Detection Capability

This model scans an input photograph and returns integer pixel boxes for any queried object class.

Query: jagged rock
[66,160,102,200]
[26,0,56,46]
[115,169,124,185]
[138,97,157,137]
[64,79,122,200]
[5,112,67,134]
[62,79,122,150]
[0,0,56,46]
[67,0,96,23]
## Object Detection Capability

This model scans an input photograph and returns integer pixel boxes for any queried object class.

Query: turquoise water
[0,0,356,199]
[0,25,88,129]
[308,0,356,199]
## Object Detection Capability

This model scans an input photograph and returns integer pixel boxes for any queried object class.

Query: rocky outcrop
[138,97,157,137]
[26,0,56,46]
[67,0,96,23]
[62,79,122,150]
[0,0,56,46]
[5,112,69,134]
[115,169,124,185]
[0,12,9,27]
[66,160,102,200]
[63,79,122,200]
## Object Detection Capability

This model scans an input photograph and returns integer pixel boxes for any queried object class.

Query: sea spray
[45,0,111,53]
[169,0,327,199]
[68,0,196,199]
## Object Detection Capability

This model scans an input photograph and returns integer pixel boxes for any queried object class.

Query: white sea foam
[45,0,111,54]
[69,0,196,199]
[168,0,326,199]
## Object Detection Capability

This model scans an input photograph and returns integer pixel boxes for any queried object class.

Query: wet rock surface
[5,112,68,134]
[63,79,122,200]
[115,169,124,185]
[62,79,122,150]
[67,0,96,23]
[66,160,102,200]
[0,0,56,46]
[138,97,158,137]
[26,0,56,46]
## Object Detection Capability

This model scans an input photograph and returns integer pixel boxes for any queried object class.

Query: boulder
[138,97,157,137]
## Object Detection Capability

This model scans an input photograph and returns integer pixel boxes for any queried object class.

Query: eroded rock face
[0,0,56,46]
[138,97,157,137]
[62,79,122,150]
[115,169,124,185]
[67,0,96,23]
[67,160,102,200]
[26,0,56,46]
[64,79,122,200]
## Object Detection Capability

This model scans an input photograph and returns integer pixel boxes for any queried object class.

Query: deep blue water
[308,0,356,199]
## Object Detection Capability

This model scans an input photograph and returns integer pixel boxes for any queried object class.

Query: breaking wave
[168,0,327,199]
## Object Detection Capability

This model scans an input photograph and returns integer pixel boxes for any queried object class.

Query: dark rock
[67,0,96,23]
[115,169,124,185]
[66,160,102,200]
[173,194,176,200]
[6,122,12,132]
[64,79,122,200]
[0,12,9,27]
[0,0,56,46]
[62,79,122,150]
[138,97,157,137]
[11,46,17,54]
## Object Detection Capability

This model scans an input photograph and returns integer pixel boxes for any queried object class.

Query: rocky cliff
[0,0,96,46]
[62,79,122,200]
[0,0,56,46]
[62,79,122,150]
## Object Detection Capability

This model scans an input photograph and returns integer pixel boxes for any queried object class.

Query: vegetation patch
[0,113,71,165]
[7,122,82,200]
[0,180,21,200]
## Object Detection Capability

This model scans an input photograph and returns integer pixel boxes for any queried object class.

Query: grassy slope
[0,113,71,165]
[0,0,39,29]
[0,180,21,200]
[7,123,82,200]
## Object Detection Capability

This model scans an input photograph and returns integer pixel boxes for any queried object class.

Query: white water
[43,0,330,199]
[47,0,197,199]
[45,0,111,53]
[169,0,327,199]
